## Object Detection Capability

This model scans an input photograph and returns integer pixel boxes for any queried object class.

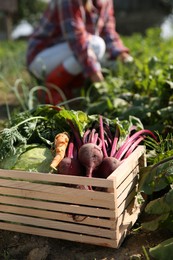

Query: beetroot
[58,157,84,176]
[58,135,84,176]
[93,156,121,179]
[78,143,103,178]
[63,115,157,185]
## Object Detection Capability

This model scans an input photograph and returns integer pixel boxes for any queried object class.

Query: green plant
[14,0,47,24]
[138,133,173,259]
[81,28,173,134]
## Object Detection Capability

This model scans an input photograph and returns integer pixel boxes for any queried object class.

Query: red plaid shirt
[26,0,129,77]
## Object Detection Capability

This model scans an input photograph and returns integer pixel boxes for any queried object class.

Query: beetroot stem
[67,119,83,148]
[115,129,157,160]
[99,115,108,157]
[67,137,74,158]
[110,126,120,157]
[89,129,96,143]
[93,133,99,144]
[83,129,91,144]
[123,136,145,159]
[110,137,118,157]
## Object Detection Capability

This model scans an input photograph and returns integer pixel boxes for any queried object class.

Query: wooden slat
[117,188,136,217]
[115,165,139,192]
[0,196,115,218]
[0,204,116,229]
[0,222,118,248]
[117,176,138,206]
[0,212,116,239]
[116,166,138,198]
[139,152,147,168]
[0,180,115,208]
[0,170,113,189]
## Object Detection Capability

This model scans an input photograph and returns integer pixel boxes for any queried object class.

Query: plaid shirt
[26,0,129,77]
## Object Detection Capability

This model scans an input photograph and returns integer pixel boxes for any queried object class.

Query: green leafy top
[0,105,144,164]
[0,116,44,160]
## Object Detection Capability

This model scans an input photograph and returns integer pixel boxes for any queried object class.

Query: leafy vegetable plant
[138,133,173,259]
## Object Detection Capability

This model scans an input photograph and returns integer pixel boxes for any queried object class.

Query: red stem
[123,136,145,159]
[67,119,83,148]
[115,129,157,160]
[99,115,108,158]
[110,137,118,157]
[89,129,96,143]
[110,126,120,157]
[83,129,91,144]
[67,137,74,158]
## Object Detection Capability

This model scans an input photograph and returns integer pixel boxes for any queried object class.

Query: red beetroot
[58,136,84,176]
[58,157,84,176]
[78,143,103,178]
[93,156,121,179]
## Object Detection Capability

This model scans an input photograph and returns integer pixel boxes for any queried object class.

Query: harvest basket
[0,145,146,248]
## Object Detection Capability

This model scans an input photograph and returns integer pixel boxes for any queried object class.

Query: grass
[0,40,28,81]
[0,40,31,105]
[0,39,86,113]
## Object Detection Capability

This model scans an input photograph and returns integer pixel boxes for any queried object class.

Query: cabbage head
[12,144,53,173]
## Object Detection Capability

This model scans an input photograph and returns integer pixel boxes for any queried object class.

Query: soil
[0,94,172,260]
[0,222,172,260]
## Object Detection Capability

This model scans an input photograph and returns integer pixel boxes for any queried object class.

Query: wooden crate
[0,146,146,248]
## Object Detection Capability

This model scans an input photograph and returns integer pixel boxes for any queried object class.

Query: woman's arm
[100,0,130,60]
[58,0,102,78]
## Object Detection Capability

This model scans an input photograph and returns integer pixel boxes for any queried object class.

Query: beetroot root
[58,157,84,176]
[93,157,121,179]
[78,143,103,178]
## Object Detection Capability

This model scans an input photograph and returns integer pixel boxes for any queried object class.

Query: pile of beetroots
[50,115,157,190]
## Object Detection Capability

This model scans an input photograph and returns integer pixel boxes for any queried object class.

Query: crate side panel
[116,199,144,248]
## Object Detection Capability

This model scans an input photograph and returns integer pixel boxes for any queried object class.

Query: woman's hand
[90,71,104,83]
[118,52,134,63]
